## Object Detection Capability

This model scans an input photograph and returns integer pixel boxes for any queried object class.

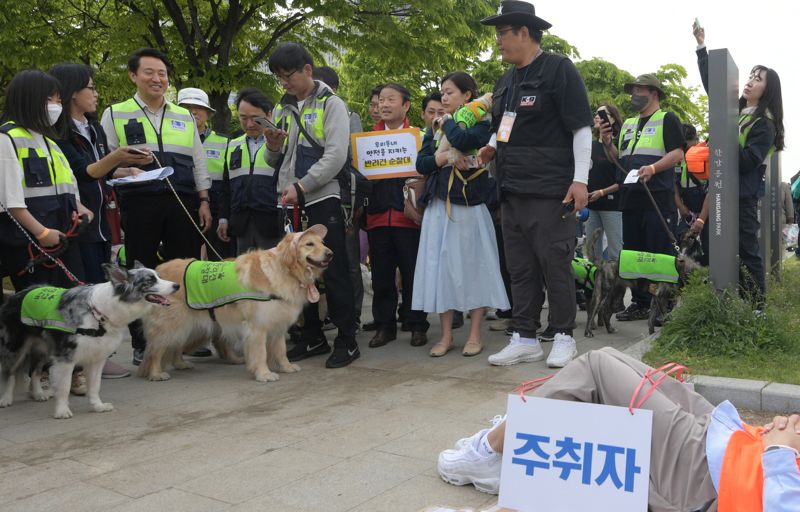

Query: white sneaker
[455,415,506,449]
[488,333,544,366]
[546,333,577,368]
[438,437,502,494]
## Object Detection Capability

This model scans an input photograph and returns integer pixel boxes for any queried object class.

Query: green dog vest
[20,287,76,333]
[619,250,679,284]
[184,260,278,310]
[571,258,597,290]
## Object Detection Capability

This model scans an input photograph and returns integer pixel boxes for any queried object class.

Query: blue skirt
[411,198,510,313]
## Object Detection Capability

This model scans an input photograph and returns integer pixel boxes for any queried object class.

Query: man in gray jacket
[264,42,359,368]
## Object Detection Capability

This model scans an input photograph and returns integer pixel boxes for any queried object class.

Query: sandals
[462,339,483,357]
[429,339,454,357]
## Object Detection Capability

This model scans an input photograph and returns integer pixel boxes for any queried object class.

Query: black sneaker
[325,344,360,368]
[539,325,557,342]
[287,334,331,362]
[322,316,336,331]
[132,348,144,366]
[362,321,378,332]
[616,303,650,321]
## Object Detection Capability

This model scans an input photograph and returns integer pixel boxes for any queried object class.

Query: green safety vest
[109,97,197,195]
[739,113,776,159]
[273,87,331,179]
[571,257,597,290]
[225,135,278,211]
[203,130,229,182]
[618,109,672,192]
[619,250,679,284]
[21,287,76,333]
[0,122,78,240]
[184,260,279,310]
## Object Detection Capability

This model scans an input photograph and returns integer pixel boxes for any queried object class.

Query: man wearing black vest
[478,2,593,369]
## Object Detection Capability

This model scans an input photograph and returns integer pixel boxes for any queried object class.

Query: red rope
[628,362,689,415]
[513,375,555,403]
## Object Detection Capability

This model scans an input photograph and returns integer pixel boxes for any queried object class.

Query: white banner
[351,128,421,180]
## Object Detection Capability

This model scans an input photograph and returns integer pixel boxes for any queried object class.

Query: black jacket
[56,119,112,243]
[416,120,494,207]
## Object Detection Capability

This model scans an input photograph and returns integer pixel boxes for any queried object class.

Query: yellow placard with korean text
[351,128,422,180]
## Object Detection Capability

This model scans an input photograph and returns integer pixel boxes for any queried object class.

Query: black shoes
[362,321,378,332]
[368,330,397,348]
[616,303,650,321]
[410,331,428,347]
[538,325,558,342]
[325,343,360,368]
[287,334,331,362]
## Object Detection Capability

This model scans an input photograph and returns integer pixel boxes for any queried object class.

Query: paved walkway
[0,302,650,511]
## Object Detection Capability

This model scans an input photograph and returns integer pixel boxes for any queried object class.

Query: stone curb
[623,336,800,413]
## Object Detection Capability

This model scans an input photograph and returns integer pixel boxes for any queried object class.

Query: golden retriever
[138,224,332,382]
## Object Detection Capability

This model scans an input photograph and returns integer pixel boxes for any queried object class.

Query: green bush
[654,270,794,358]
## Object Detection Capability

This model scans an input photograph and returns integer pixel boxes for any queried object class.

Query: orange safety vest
[718,423,800,511]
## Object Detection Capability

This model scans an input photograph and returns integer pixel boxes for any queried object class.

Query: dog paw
[91,402,114,413]
[279,363,301,373]
[30,391,50,402]
[227,356,245,365]
[53,408,73,419]
[607,327,617,334]
[173,360,195,370]
[148,372,172,382]
[584,331,594,338]
[0,398,13,408]
[254,370,280,382]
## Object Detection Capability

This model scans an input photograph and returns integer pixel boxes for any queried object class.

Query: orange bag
[685,141,709,180]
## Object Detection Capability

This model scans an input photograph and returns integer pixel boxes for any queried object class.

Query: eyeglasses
[85,85,97,92]
[274,69,299,83]
[495,27,515,39]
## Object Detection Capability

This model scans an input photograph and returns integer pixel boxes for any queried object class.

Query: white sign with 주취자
[351,128,421,180]
[499,395,652,512]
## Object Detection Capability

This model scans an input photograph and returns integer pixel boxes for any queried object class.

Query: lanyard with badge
[497,49,541,143]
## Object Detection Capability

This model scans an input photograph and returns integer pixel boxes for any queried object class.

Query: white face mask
[47,103,63,125]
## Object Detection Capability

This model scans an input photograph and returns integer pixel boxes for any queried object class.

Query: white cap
[177,87,215,112]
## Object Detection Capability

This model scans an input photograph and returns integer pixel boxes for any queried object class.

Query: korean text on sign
[351,128,421,180]
[499,396,652,512]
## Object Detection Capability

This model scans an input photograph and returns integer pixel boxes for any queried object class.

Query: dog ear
[103,263,129,286]
[132,260,145,269]
[303,224,328,240]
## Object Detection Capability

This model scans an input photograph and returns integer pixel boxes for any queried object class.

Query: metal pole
[708,49,740,291]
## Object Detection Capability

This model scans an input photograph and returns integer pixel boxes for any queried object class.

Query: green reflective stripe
[229,167,274,179]
[184,261,277,309]
[111,106,193,123]
[204,131,228,177]
[161,143,194,156]
[24,183,78,198]
[618,110,667,158]
[618,250,679,284]
[20,287,76,333]
[226,135,274,178]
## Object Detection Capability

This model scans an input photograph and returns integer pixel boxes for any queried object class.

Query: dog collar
[76,304,108,337]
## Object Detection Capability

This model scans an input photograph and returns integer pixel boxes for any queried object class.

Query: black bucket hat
[624,74,666,100]
[480,1,552,30]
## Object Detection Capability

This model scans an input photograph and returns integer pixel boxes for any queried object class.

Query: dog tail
[585,227,604,265]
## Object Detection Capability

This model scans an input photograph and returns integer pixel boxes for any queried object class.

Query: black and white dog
[0,262,178,419]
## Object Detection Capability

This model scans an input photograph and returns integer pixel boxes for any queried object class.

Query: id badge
[497,111,516,143]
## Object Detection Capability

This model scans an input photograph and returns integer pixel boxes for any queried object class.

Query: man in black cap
[478,1,593,369]
[601,74,684,321]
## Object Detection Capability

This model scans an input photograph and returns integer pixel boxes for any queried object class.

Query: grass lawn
[643,256,800,385]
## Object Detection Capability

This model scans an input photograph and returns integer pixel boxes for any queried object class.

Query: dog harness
[619,250,679,284]
[184,260,280,310]
[21,287,75,333]
[571,257,597,290]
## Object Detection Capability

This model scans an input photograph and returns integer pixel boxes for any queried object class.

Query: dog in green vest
[0,263,179,418]
[137,225,332,383]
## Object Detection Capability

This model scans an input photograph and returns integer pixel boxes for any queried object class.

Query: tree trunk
[210,91,232,135]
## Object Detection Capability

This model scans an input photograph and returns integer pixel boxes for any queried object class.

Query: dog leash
[146,153,224,261]
[602,144,680,254]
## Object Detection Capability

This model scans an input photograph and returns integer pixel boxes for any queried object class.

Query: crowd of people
[0,1,796,509]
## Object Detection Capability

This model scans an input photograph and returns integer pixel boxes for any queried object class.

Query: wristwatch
[199,197,210,204]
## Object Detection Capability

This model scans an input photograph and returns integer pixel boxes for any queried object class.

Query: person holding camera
[216,88,282,253]
[413,72,509,358]
[692,23,785,305]
[587,104,624,263]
